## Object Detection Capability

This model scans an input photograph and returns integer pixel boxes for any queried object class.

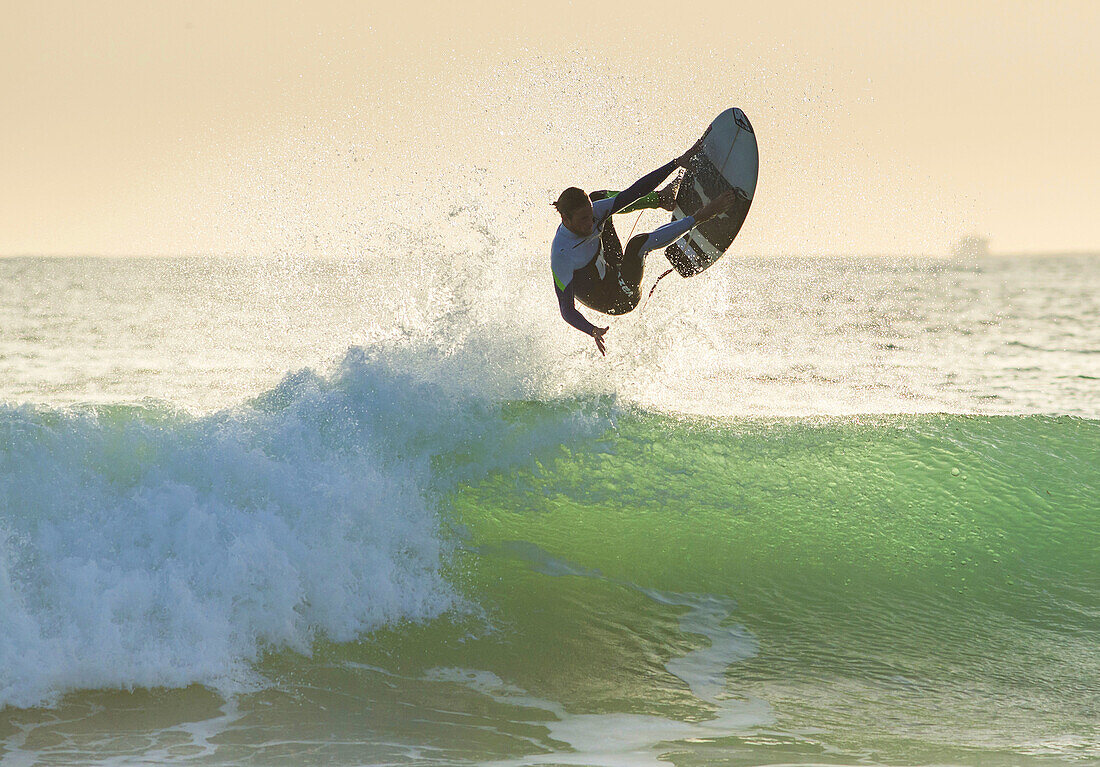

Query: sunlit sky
[4,0,1098,256]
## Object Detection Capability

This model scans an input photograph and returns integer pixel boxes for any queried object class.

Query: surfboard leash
[641,267,676,312]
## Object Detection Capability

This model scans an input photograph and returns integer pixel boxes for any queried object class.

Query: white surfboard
[665,108,759,277]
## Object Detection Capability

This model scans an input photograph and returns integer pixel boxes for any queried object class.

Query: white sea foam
[0,350,508,710]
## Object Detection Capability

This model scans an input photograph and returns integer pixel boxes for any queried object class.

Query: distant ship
[952,235,990,258]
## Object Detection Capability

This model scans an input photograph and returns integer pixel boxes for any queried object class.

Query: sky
[3,0,1099,256]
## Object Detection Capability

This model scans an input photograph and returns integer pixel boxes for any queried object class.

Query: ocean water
[0,253,1098,766]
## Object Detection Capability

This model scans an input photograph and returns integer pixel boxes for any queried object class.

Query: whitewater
[1,240,1098,765]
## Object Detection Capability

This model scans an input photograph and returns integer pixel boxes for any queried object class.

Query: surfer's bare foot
[676,127,711,168]
[657,175,681,211]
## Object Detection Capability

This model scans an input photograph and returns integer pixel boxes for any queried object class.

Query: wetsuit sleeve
[555,280,598,337]
[592,195,617,224]
[632,216,697,256]
[609,158,679,216]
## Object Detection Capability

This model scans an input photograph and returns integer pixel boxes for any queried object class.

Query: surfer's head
[554,187,594,236]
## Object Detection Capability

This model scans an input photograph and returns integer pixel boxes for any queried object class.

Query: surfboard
[664,108,759,277]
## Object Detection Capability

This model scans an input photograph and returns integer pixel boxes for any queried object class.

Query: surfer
[551,138,740,355]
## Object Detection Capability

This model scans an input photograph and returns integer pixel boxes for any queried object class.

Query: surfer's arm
[629,188,739,254]
[627,190,740,255]
[555,280,598,337]
[609,158,679,215]
[628,216,697,256]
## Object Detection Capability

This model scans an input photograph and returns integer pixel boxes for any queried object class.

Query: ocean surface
[1,254,1098,766]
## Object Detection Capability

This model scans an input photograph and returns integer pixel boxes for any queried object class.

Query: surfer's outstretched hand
[593,326,609,356]
[676,127,711,168]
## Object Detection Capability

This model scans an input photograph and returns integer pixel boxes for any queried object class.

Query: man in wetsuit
[551,136,740,355]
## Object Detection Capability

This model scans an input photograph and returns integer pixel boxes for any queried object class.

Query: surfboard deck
[665,108,759,277]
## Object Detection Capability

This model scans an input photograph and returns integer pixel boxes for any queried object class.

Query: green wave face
[441,412,1100,763]
[2,397,1097,765]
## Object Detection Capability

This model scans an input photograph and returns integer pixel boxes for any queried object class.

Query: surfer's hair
[553,187,588,217]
